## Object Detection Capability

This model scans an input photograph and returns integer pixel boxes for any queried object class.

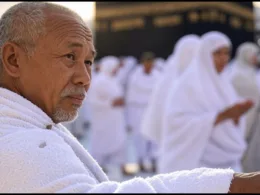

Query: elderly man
[0,2,259,193]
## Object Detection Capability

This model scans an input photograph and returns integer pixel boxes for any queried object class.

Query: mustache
[60,86,86,98]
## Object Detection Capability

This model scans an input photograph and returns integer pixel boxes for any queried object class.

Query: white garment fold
[126,66,160,160]
[160,31,247,173]
[87,56,127,163]
[230,42,260,139]
[0,87,235,193]
[230,42,260,172]
[141,34,200,145]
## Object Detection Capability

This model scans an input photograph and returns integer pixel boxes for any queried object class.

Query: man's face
[250,54,258,67]
[17,13,95,123]
[111,65,120,76]
[212,46,230,73]
[143,59,154,72]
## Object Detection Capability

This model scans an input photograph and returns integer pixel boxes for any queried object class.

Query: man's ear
[1,42,24,78]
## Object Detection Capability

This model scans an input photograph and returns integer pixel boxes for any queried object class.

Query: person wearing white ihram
[87,56,128,175]
[229,42,260,172]
[0,2,260,193]
[125,52,160,172]
[141,34,200,155]
[160,31,253,174]
[230,42,260,139]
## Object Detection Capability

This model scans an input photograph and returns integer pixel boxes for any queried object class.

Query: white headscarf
[165,35,200,77]
[141,34,200,144]
[184,31,238,110]
[124,56,137,69]
[230,42,260,139]
[227,42,259,78]
[87,56,121,104]
[160,31,246,173]
[234,42,259,68]
[230,42,260,95]
[99,56,120,76]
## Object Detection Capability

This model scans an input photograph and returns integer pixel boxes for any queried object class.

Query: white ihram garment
[160,31,247,173]
[230,42,260,172]
[87,56,127,166]
[0,87,235,193]
[141,35,200,148]
[126,65,160,161]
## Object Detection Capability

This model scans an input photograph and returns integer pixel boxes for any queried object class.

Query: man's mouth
[67,95,85,105]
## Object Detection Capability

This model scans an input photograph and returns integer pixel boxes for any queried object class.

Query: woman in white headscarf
[141,34,200,148]
[230,42,260,139]
[159,31,253,174]
[87,56,127,174]
[230,43,260,172]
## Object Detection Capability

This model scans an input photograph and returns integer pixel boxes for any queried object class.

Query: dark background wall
[95,2,254,61]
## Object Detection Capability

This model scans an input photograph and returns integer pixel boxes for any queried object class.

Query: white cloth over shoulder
[0,87,235,193]
[141,34,200,145]
[87,56,127,159]
[160,31,247,173]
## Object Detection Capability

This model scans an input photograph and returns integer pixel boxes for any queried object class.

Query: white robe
[0,88,235,193]
[87,56,127,166]
[141,35,200,146]
[126,65,160,160]
[230,42,260,139]
[256,70,260,92]
[230,42,260,172]
[116,56,137,93]
[160,31,247,174]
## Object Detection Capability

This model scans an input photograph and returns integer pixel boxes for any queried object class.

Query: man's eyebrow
[67,42,97,58]
[68,42,83,48]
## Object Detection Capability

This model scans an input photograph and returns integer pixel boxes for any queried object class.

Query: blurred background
[1,1,260,181]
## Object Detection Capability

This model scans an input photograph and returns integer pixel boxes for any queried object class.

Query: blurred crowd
[63,31,260,178]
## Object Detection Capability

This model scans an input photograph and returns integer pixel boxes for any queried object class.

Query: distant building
[95,2,254,60]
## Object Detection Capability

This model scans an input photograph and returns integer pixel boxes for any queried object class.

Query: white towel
[0,87,234,193]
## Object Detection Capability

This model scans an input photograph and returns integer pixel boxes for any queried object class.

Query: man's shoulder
[0,127,67,154]
[0,127,86,169]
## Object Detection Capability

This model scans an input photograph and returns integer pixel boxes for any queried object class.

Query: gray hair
[0,2,85,73]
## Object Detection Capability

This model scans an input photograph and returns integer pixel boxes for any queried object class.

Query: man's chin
[62,114,78,123]
[53,108,79,124]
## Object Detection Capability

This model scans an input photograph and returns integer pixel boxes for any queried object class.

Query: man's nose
[72,62,91,87]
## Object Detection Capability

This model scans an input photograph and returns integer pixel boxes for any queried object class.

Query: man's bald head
[0,2,94,74]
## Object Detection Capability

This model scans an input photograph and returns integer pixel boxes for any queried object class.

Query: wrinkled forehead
[43,12,96,54]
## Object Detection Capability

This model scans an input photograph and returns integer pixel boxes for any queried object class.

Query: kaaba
[95,2,254,60]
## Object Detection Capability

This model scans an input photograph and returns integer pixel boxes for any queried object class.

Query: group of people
[2,2,260,193]
[74,31,260,178]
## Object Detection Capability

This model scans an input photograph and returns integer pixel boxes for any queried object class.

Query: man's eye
[66,54,75,60]
[85,60,93,66]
